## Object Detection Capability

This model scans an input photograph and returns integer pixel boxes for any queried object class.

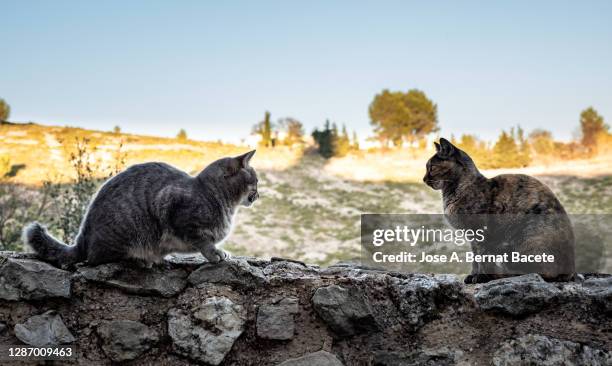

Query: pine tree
[252,111,276,147]
[453,134,491,168]
[331,123,339,156]
[352,130,360,150]
[262,111,272,147]
[515,125,531,167]
[334,124,351,157]
[492,130,521,168]
[312,120,334,158]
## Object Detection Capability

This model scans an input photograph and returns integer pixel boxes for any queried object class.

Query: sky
[1,1,611,143]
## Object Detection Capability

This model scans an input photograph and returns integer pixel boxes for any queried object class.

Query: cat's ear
[434,142,441,152]
[437,138,456,158]
[236,150,256,168]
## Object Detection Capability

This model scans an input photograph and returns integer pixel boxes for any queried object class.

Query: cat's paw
[221,250,231,261]
[215,249,230,262]
[203,247,230,264]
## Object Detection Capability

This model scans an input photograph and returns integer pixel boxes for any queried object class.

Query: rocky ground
[0,251,610,365]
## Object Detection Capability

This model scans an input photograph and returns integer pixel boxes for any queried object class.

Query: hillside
[0,122,300,185]
[1,122,611,267]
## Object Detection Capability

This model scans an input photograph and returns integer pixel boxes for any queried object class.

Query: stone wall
[0,251,610,365]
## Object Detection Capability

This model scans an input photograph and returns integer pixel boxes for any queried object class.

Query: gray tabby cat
[24,150,259,268]
[424,138,575,283]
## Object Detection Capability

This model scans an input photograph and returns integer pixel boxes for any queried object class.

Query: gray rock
[168,296,244,365]
[164,252,208,266]
[580,276,612,313]
[431,274,465,299]
[188,258,267,289]
[14,311,75,346]
[312,285,378,337]
[373,347,463,366]
[264,260,319,281]
[0,258,71,300]
[271,256,308,266]
[0,251,38,259]
[474,274,562,316]
[244,256,273,267]
[492,334,612,366]
[320,262,389,278]
[0,321,6,335]
[97,320,159,362]
[165,253,269,268]
[277,350,344,366]
[389,274,464,328]
[257,297,299,340]
[76,263,187,297]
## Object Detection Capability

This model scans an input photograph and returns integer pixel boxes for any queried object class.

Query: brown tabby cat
[423,138,575,283]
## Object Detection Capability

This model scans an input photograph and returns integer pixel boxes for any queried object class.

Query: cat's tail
[23,222,83,268]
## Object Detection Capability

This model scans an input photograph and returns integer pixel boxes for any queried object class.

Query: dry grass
[2,122,611,267]
[324,147,612,183]
[0,123,302,185]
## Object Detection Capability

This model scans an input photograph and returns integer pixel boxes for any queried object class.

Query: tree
[452,134,490,167]
[0,99,10,122]
[262,111,272,147]
[333,124,351,157]
[252,111,274,147]
[113,126,121,134]
[492,130,521,168]
[580,107,608,153]
[313,121,355,158]
[312,120,334,158]
[369,89,438,147]
[529,129,555,156]
[177,129,188,141]
[515,126,531,167]
[277,117,304,146]
[352,131,360,150]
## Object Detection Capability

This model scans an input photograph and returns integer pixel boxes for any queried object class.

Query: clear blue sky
[2,1,611,143]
